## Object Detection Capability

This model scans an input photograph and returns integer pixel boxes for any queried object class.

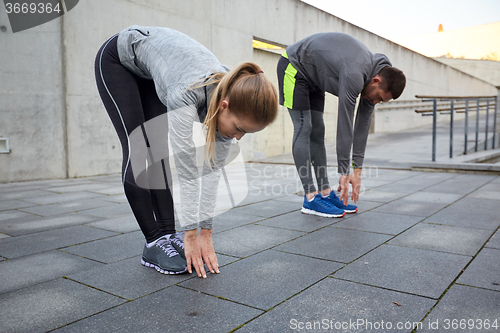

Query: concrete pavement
[0,121,499,332]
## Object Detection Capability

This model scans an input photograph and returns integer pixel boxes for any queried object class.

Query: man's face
[361,75,392,105]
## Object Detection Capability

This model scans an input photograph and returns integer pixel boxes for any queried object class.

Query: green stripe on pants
[283,62,297,109]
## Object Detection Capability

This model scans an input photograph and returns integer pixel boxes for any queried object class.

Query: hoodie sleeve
[352,98,374,169]
[335,70,364,175]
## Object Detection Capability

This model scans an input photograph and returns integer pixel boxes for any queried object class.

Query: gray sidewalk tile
[212,209,265,233]
[371,199,448,217]
[86,185,125,195]
[61,231,144,263]
[85,214,140,233]
[0,278,125,333]
[334,244,471,299]
[457,248,500,291]
[0,213,101,236]
[358,189,407,203]
[0,189,57,200]
[237,278,435,333]
[101,193,128,203]
[424,197,500,230]
[0,233,10,240]
[46,183,118,193]
[212,224,305,257]
[18,198,114,216]
[20,190,106,205]
[0,250,104,294]
[376,183,431,193]
[231,199,300,218]
[352,199,386,211]
[359,178,391,189]
[67,255,193,300]
[275,227,391,263]
[0,209,37,222]
[0,199,37,211]
[0,225,117,258]
[272,194,304,203]
[468,189,500,200]
[395,172,457,186]
[486,230,500,249]
[419,284,500,332]
[423,174,495,195]
[388,223,493,256]
[401,191,463,204]
[333,211,422,235]
[180,250,342,310]
[52,286,263,333]
[81,202,133,218]
[367,169,416,182]
[255,210,336,232]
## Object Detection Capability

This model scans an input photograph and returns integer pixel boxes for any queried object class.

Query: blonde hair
[202,62,278,165]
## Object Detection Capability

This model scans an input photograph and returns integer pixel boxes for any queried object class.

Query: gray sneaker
[141,236,187,274]
[169,232,185,259]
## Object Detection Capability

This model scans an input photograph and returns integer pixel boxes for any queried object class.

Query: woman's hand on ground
[198,228,219,275]
[184,229,207,278]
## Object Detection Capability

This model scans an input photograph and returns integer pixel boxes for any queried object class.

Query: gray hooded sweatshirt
[286,32,392,174]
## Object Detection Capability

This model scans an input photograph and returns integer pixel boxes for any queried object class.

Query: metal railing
[415,95,498,162]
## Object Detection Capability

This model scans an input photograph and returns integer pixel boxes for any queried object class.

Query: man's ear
[372,75,382,84]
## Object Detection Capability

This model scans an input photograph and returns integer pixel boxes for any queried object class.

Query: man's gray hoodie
[286,32,391,174]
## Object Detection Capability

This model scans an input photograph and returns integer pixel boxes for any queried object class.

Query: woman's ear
[219,98,229,112]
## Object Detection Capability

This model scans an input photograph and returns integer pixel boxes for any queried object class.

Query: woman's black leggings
[94,35,175,243]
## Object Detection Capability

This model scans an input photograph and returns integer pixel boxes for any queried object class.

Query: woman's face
[217,99,265,140]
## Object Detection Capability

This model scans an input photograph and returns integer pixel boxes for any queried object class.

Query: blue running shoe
[323,191,358,213]
[302,193,345,218]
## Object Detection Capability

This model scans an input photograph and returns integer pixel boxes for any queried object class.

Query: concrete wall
[1,0,498,182]
[433,58,500,87]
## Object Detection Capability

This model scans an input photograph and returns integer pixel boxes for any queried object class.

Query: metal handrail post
[475,98,480,152]
[493,96,498,149]
[485,99,490,150]
[450,100,454,158]
[432,99,437,161]
[464,99,469,154]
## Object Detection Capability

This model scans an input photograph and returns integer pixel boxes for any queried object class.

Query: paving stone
[101,193,129,203]
[424,174,495,195]
[334,244,471,299]
[0,209,37,222]
[371,199,448,217]
[467,182,500,200]
[366,169,416,182]
[256,210,336,232]
[20,190,106,205]
[211,209,265,233]
[457,248,500,291]
[0,189,56,201]
[419,284,500,332]
[272,194,305,204]
[180,250,343,310]
[61,231,144,263]
[354,199,386,212]
[230,199,300,218]
[0,278,125,333]
[237,278,435,333]
[85,214,139,233]
[46,183,117,193]
[0,225,117,258]
[67,255,192,300]
[358,190,407,203]
[275,227,391,263]
[0,250,104,294]
[389,223,493,256]
[0,199,38,211]
[212,224,305,258]
[424,197,500,230]
[333,211,422,235]
[0,233,10,240]
[80,202,133,218]
[0,213,101,236]
[358,178,391,189]
[486,230,500,249]
[395,172,457,186]
[401,191,463,204]
[86,185,125,195]
[18,198,114,216]
[52,286,263,333]
[376,182,430,193]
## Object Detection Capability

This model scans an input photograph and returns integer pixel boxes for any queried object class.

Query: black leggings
[94,35,175,243]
